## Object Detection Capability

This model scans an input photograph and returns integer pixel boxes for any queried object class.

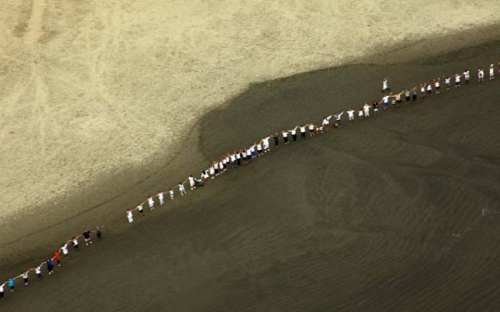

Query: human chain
[1,63,498,302]
[124,63,499,224]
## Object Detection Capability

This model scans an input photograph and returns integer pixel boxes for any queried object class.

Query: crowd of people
[1,62,498,301]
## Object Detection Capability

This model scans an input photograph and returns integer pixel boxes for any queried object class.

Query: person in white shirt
[463,69,470,84]
[444,76,451,91]
[158,191,164,205]
[147,196,155,210]
[35,264,43,279]
[434,78,441,94]
[256,142,263,155]
[235,151,242,166]
[426,82,432,95]
[478,67,484,82]
[72,237,79,250]
[334,111,344,127]
[289,126,298,141]
[262,136,271,152]
[455,74,461,88]
[188,175,196,190]
[0,282,5,300]
[21,271,29,286]
[308,123,315,137]
[347,110,355,122]
[381,94,391,110]
[282,130,289,144]
[489,64,495,80]
[178,182,187,196]
[382,77,389,91]
[230,153,236,166]
[363,104,370,118]
[169,189,174,200]
[127,209,134,223]
[322,116,332,132]
[358,108,364,119]
[299,125,306,139]
[61,243,69,259]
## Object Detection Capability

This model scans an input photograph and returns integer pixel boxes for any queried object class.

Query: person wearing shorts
[273,133,279,146]
[455,74,461,88]
[412,88,418,101]
[434,78,440,94]
[404,90,410,102]
[372,101,379,114]
[308,123,315,137]
[8,278,14,292]
[289,127,298,141]
[169,189,174,200]
[444,76,451,91]
[426,82,432,95]
[0,282,5,299]
[61,243,69,259]
[46,259,54,275]
[72,237,79,250]
[54,250,62,266]
[381,94,391,110]
[137,204,144,217]
[178,182,187,196]
[322,116,332,132]
[282,130,289,144]
[82,230,92,246]
[21,271,29,286]
[478,67,484,82]
[35,265,43,279]
[463,69,470,84]
[299,125,306,139]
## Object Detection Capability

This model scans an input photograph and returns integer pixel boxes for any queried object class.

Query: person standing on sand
[382,77,389,92]
[434,78,441,94]
[444,76,451,91]
[262,136,271,152]
[395,91,403,106]
[54,250,62,266]
[289,126,298,142]
[463,69,470,84]
[256,141,263,155]
[308,123,315,137]
[127,209,134,223]
[358,108,364,119]
[0,282,5,299]
[147,196,155,210]
[82,230,92,246]
[178,182,187,196]
[46,259,54,275]
[273,133,279,146]
[322,115,332,132]
[72,237,79,250]
[372,100,379,114]
[455,74,461,88]
[282,130,289,144]
[363,103,370,118]
[61,243,69,259]
[381,93,392,110]
[188,175,196,190]
[347,110,355,123]
[300,125,306,139]
[169,189,174,200]
[8,278,14,292]
[478,67,485,82]
[158,191,164,205]
[426,81,432,95]
[404,89,411,102]
[95,226,103,240]
[21,271,29,286]
[138,204,145,216]
[35,264,43,279]
[412,87,418,101]
[489,64,495,80]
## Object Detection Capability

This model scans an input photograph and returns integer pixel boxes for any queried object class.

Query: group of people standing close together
[1,62,498,302]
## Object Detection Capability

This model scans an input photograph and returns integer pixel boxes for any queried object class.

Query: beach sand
[1,0,500,236]
[1,36,499,311]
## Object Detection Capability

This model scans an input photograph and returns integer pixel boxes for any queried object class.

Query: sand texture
[1,0,500,229]
[1,37,499,311]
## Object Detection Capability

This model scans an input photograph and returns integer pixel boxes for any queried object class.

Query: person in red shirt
[54,250,62,267]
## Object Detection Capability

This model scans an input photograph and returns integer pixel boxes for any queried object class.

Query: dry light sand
[1,0,500,229]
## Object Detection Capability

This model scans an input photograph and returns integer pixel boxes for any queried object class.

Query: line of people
[3,61,497,302]
[125,61,499,224]
[0,226,103,300]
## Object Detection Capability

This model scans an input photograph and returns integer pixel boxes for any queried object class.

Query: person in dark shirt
[83,230,93,246]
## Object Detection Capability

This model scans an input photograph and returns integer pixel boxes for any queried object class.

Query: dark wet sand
[1,40,500,311]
